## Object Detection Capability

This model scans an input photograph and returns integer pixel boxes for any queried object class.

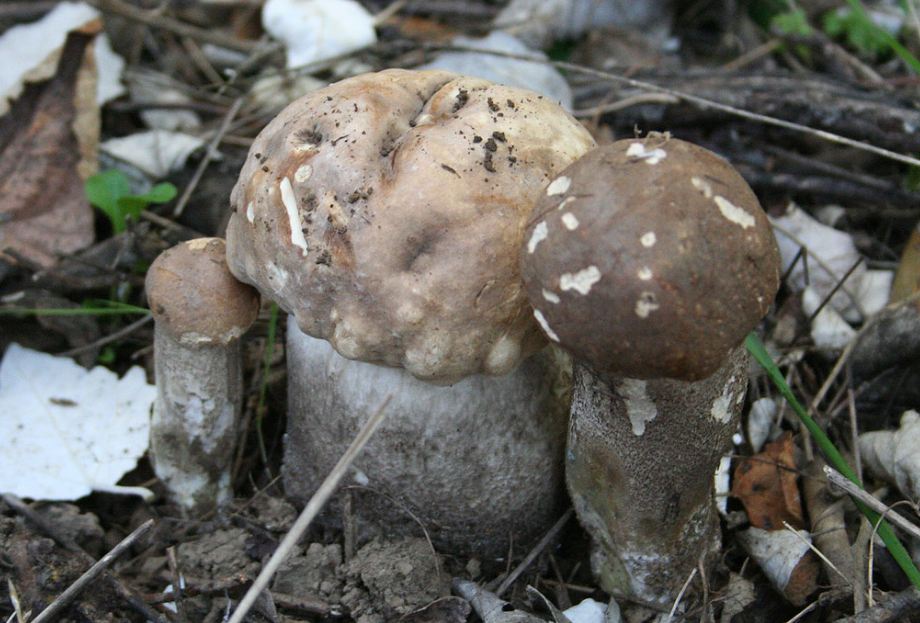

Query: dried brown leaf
[0,27,100,269]
[731,432,804,530]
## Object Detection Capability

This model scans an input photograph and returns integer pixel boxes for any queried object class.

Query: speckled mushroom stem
[565,348,748,607]
[146,238,259,515]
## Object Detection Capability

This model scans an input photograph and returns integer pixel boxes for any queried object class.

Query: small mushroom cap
[146,238,260,345]
[226,69,595,382]
[521,137,781,381]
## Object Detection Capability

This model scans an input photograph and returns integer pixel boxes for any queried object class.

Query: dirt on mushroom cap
[521,137,781,381]
[225,69,595,383]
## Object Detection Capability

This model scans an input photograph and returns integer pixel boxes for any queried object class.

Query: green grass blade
[255,303,279,465]
[845,0,920,74]
[745,333,920,589]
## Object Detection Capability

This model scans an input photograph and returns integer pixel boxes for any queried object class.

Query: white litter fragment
[857,269,893,317]
[0,1,125,115]
[129,75,201,131]
[748,397,777,453]
[738,527,813,593]
[771,203,867,321]
[562,598,611,623]
[101,130,207,178]
[262,0,377,69]
[859,410,920,504]
[0,344,155,501]
[802,287,856,354]
[715,454,733,515]
[493,0,670,49]
[419,31,574,110]
[94,32,126,105]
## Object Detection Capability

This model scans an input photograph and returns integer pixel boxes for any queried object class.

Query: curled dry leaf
[731,432,805,530]
[0,28,100,268]
[737,527,820,606]
[859,410,920,503]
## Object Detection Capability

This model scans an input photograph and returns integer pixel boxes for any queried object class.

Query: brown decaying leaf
[731,432,804,530]
[892,222,920,307]
[0,25,101,269]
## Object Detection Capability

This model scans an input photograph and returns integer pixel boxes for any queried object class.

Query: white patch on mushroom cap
[691,176,713,198]
[637,266,653,281]
[710,383,736,424]
[246,201,255,223]
[714,196,756,229]
[626,142,667,165]
[561,213,579,230]
[546,176,571,196]
[485,334,521,375]
[635,291,659,318]
[559,266,601,295]
[533,309,559,342]
[640,231,657,247]
[527,221,548,254]
[618,379,658,436]
[294,164,313,183]
[280,177,309,256]
[542,289,561,304]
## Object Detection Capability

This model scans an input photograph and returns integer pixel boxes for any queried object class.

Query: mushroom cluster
[223,69,595,555]
[520,137,781,605]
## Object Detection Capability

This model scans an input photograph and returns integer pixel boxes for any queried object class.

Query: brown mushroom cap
[520,137,781,381]
[226,69,595,382]
[146,238,260,345]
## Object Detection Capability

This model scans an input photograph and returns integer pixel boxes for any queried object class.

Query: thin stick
[781,521,852,586]
[227,396,392,623]
[173,97,244,217]
[86,0,257,52]
[824,466,920,541]
[58,315,153,357]
[31,520,155,623]
[495,508,574,597]
[664,567,697,623]
[784,601,818,623]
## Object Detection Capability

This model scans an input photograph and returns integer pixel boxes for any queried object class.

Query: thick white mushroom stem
[146,238,259,515]
[285,320,570,557]
[566,347,748,607]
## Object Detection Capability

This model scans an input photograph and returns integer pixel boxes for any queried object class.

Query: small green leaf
[85,170,177,233]
[771,9,812,37]
[85,170,132,232]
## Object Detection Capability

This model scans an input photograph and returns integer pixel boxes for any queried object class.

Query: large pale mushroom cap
[226,69,594,382]
[521,137,781,381]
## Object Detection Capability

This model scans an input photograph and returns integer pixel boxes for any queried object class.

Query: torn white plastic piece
[802,287,856,354]
[101,130,206,178]
[262,0,377,69]
[0,343,155,501]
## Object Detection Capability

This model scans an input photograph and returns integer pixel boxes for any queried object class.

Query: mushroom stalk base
[151,332,243,514]
[566,348,748,607]
[284,319,570,557]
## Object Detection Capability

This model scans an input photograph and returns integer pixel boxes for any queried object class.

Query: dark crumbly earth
[3,1,920,622]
